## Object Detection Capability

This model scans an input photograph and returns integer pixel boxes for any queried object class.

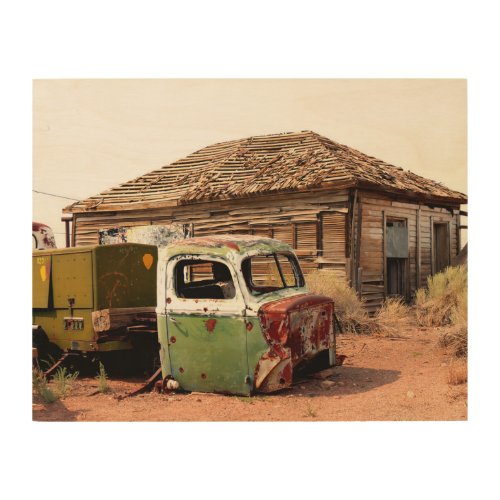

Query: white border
[3,1,497,498]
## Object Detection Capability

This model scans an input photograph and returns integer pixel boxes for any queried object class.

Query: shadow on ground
[271,365,401,398]
[32,399,83,421]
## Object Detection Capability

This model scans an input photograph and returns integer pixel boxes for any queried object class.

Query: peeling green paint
[166,314,250,395]
[164,236,292,260]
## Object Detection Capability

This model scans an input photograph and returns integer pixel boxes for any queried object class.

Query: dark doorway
[387,258,407,296]
[386,219,409,298]
[433,223,450,274]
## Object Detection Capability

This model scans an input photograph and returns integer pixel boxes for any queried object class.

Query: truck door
[165,256,250,395]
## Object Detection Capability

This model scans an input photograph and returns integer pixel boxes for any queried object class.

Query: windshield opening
[242,253,305,295]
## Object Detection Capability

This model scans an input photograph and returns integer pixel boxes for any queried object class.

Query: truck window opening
[174,259,236,300]
[242,253,304,295]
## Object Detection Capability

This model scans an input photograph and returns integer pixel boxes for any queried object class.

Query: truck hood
[258,293,334,367]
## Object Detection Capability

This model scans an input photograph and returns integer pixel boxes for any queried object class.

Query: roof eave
[355,181,467,206]
[63,180,467,216]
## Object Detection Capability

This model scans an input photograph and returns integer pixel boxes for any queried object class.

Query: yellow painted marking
[40,265,47,282]
[143,253,154,270]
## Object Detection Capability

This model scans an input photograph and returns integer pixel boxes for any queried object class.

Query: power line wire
[33,189,80,201]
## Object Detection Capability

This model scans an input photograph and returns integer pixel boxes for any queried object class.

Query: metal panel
[33,308,98,349]
[167,314,249,395]
[32,254,52,308]
[95,244,157,310]
[386,226,409,258]
[52,250,93,309]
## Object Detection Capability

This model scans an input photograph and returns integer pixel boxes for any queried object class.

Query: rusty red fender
[255,294,334,391]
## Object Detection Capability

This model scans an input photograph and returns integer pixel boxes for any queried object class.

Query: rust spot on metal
[32,222,56,249]
[281,361,292,382]
[32,222,48,232]
[255,352,293,393]
[225,241,240,251]
[170,336,176,343]
[259,293,334,366]
[261,294,331,314]
[205,318,217,332]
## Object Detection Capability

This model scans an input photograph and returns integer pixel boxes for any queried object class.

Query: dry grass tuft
[415,265,467,357]
[307,272,415,336]
[306,271,371,334]
[439,323,468,358]
[415,265,467,327]
[372,297,411,337]
[447,358,468,385]
[447,384,468,405]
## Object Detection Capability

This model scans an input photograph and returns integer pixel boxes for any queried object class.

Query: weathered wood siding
[357,191,459,311]
[73,189,350,279]
[72,187,461,311]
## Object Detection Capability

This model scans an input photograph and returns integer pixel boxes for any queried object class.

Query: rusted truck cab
[157,235,335,396]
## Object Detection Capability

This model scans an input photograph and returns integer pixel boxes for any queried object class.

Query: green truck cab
[157,235,336,396]
[32,244,158,357]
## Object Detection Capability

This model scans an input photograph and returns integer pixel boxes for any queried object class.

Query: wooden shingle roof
[65,131,467,212]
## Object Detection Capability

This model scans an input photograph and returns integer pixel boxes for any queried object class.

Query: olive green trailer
[33,244,157,354]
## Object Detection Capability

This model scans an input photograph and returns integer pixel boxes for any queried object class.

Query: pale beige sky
[33,79,467,247]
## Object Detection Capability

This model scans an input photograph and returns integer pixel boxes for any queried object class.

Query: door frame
[383,213,410,300]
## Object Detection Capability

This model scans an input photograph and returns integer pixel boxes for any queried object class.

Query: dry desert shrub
[306,270,371,334]
[439,322,468,358]
[306,271,416,335]
[415,265,467,327]
[415,265,467,357]
[372,297,411,337]
[447,358,468,385]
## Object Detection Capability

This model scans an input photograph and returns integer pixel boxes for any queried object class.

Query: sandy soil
[32,326,467,422]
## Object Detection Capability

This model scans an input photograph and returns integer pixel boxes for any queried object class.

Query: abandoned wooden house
[62,131,467,311]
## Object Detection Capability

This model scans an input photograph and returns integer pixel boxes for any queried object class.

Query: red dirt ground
[32,326,467,422]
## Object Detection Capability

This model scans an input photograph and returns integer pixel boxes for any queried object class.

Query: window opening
[175,259,236,300]
[242,253,304,295]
